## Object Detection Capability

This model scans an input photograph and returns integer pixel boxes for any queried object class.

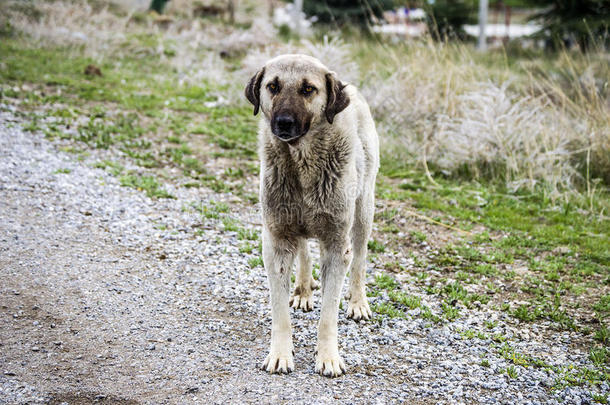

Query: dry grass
[1,0,133,60]
[1,0,608,205]
[358,39,609,201]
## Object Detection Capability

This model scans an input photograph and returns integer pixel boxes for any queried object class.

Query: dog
[245,54,379,377]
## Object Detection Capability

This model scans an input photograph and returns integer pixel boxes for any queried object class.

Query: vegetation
[528,0,610,50]
[303,0,395,28]
[0,0,608,398]
[424,0,477,41]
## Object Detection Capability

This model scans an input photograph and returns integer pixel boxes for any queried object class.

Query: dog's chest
[262,156,347,239]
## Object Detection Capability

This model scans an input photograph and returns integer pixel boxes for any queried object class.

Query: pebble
[0,108,604,404]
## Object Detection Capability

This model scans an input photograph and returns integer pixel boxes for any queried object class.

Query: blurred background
[0,0,608,206]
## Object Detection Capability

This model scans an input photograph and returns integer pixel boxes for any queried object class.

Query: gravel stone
[0,110,606,404]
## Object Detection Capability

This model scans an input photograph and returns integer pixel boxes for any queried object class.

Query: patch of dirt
[48,393,138,405]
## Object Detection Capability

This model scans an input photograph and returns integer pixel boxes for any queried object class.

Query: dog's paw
[346,298,372,321]
[261,351,294,374]
[290,281,319,312]
[315,352,346,378]
[290,291,314,311]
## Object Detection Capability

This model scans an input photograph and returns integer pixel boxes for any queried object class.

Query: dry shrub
[239,35,359,90]
[1,0,132,60]
[2,0,607,202]
[434,82,582,196]
[300,36,360,83]
[362,39,609,198]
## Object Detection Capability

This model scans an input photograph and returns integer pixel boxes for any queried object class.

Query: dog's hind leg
[346,191,374,321]
[261,228,296,374]
[315,237,352,377]
[290,239,320,311]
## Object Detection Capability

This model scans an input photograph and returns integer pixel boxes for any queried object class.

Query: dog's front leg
[261,228,295,374]
[316,238,353,377]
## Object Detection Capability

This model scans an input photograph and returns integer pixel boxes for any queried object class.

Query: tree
[527,0,609,51]
[424,0,477,41]
[149,0,170,14]
[303,0,395,28]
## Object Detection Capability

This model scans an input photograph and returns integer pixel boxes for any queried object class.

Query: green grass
[388,291,422,310]
[2,26,609,396]
[589,347,610,366]
[119,174,173,199]
[371,301,405,319]
[193,200,230,219]
[594,326,609,345]
[368,239,386,253]
[594,295,610,315]
[237,227,259,241]
[248,257,263,269]
[373,273,398,291]
[94,160,124,176]
[221,216,240,232]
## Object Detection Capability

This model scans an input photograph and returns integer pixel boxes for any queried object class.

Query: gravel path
[0,110,605,404]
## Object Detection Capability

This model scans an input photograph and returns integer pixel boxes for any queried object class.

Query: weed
[373,273,398,291]
[94,160,124,176]
[441,302,460,321]
[194,200,230,219]
[372,302,405,319]
[505,365,518,379]
[388,291,421,310]
[594,325,609,345]
[248,257,263,268]
[221,217,239,232]
[513,304,542,322]
[119,174,173,199]
[410,230,427,243]
[589,347,609,366]
[239,242,255,254]
[485,320,498,329]
[593,295,610,315]
[383,260,404,272]
[421,305,442,323]
[224,167,244,178]
[167,135,183,144]
[237,227,259,241]
[368,239,386,253]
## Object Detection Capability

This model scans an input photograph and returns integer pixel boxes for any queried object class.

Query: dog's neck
[262,124,351,186]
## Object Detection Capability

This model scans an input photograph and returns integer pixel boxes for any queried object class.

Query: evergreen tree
[527,0,609,50]
[149,0,170,14]
[303,0,395,28]
[425,0,477,41]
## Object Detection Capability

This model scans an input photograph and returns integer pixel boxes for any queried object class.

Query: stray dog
[245,54,379,377]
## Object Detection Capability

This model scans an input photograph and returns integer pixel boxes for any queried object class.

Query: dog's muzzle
[271,114,309,143]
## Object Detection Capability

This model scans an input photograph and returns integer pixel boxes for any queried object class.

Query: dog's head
[245,54,350,144]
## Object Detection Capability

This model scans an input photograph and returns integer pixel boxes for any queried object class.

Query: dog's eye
[267,83,279,94]
[301,86,315,95]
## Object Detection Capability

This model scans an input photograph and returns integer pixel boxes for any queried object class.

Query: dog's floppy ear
[325,72,350,124]
[245,67,265,116]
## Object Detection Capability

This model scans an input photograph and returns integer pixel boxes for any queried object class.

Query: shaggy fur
[245,54,379,377]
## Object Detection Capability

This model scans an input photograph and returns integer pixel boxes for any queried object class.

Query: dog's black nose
[275,115,295,132]
[271,113,300,140]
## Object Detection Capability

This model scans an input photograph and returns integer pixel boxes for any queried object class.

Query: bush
[528,0,610,51]
[425,0,477,41]
[303,0,395,28]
